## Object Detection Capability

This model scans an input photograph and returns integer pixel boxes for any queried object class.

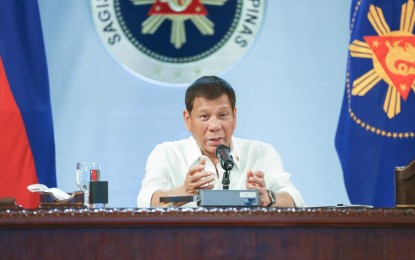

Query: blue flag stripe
[0,1,56,190]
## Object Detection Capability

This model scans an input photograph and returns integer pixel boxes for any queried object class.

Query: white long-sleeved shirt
[137,136,305,207]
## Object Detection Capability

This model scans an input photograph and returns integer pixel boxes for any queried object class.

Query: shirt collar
[186,136,203,168]
[229,137,241,170]
[186,136,241,170]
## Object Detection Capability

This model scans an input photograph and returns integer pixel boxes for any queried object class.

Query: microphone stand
[222,170,230,190]
[216,145,233,190]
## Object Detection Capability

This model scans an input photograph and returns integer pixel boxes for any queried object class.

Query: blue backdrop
[38,0,351,207]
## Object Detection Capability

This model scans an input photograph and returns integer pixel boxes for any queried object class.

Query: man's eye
[199,114,208,119]
[220,113,228,118]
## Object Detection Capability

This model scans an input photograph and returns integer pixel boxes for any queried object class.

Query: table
[1,207,415,259]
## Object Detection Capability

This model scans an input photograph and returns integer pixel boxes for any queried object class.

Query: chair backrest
[395,160,415,207]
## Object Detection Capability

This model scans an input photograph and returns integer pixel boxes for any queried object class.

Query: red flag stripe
[0,56,39,208]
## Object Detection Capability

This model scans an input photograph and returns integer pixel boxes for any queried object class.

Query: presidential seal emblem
[91,0,265,85]
[347,0,415,138]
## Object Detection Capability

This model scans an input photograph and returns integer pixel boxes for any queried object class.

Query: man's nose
[208,117,221,130]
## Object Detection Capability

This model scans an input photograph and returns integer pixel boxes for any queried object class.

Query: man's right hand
[183,159,215,195]
[150,159,214,207]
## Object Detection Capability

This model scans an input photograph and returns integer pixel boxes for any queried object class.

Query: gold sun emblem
[131,0,228,49]
[349,0,415,119]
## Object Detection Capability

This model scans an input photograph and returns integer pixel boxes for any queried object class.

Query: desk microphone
[216,145,234,171]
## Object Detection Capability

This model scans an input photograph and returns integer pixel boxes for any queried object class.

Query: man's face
[184,94,237,159]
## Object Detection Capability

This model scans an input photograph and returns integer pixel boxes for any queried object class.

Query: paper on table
[27,184,71,201]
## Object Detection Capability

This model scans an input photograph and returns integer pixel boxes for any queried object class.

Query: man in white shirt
[137,76,304,207]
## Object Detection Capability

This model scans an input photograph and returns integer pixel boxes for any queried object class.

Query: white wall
[38,0,351,207]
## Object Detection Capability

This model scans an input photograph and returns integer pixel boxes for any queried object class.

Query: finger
[247,170,254,178]
[247,176,258,186]
[253,171,264,178]
[187,176,212,191]
[199,184,214,190]
[191,177,214,191]
[200,158,206,166]
[248,176,266,188]
[198,176,215,186]
[251,171,266,187]
[188,164,206,176]
[193,171,214,181]
[246,170,254,183]
[246,183,259,190]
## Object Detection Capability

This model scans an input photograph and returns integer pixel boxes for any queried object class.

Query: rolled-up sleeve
[264,150,305,207]
[137,145,172,207]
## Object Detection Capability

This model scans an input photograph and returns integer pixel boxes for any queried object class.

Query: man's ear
[183,109,191,131]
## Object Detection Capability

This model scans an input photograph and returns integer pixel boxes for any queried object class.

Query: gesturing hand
[183,159,215,195]
[246,170,270,207]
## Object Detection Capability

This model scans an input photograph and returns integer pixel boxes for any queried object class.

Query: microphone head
[216,145,234,171]
[216,144,230,157]
[223,160,234,171]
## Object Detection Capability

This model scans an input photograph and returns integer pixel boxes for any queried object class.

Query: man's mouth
[208,137,222,144]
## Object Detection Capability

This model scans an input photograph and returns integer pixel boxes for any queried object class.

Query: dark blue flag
[336,0,415,207]
[0,0,56,208]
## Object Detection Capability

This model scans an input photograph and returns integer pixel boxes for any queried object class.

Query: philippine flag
[0,1,56,208]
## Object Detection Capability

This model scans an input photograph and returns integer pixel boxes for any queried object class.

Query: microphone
[216,145,234,171]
